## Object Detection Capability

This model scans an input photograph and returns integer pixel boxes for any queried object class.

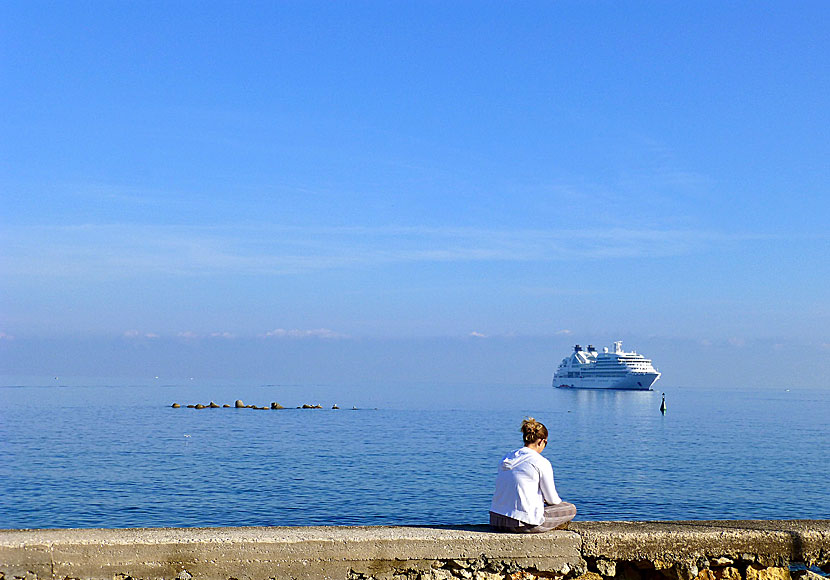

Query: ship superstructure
[553,341,660,390]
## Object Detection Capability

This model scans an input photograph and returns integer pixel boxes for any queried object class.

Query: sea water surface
[0,381,827,529]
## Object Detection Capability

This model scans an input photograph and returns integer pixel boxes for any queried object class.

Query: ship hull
[553,372,660,391]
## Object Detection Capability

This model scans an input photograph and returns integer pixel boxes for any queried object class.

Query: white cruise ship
[553,341,660,390]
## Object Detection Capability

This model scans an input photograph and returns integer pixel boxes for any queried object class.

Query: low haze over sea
[1,381,827,529]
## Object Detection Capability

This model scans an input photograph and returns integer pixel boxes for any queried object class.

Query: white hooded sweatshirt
[489,447,563,526]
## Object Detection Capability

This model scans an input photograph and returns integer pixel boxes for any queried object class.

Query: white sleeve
[538,458,562,505]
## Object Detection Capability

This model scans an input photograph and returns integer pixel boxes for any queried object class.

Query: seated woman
[489,417,577,533]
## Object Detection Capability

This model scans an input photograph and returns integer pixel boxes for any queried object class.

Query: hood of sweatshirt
[499,447,538,470]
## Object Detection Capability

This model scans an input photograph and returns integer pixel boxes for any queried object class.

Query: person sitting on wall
[489,417,577,533]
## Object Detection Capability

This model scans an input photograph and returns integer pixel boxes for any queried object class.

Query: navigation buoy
[660,393,667,414]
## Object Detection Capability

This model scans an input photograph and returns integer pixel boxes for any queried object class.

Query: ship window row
[566,372,617,378]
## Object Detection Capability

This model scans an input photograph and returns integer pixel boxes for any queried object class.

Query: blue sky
[2,2,829,389]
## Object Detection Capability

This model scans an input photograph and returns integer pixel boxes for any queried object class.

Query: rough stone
[596,559,616,577]
[713,568,741,580]
[510,572,541,580]
[171,403,181,408]
[194,404,205,409]
[234,400,244,408]
[791,571,825,580]
[695,569,716,580]
[677,561,699,580]
[473,571,503,580]
[746,565,791,580]
[575,573,603,580]
[270,402,284,409]
[208,402,220,408]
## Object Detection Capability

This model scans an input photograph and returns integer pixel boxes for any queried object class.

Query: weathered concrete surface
[572,521,830,567]
[0,525,580,580]
[1,521,828,580]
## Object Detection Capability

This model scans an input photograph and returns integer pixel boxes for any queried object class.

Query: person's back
[489,418,576,533]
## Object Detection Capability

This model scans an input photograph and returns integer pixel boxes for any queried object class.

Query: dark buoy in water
[660,393,667,414]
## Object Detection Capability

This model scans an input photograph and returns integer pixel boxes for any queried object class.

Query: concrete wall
[1,521,828,580]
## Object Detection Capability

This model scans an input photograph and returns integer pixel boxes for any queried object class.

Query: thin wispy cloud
[177,331,200,339]
[120,329,346,340]
[262,328,347,339]
[122,330,238,340]
[1,223,791,279]
[209,332,236,339]
[123,330,159,339]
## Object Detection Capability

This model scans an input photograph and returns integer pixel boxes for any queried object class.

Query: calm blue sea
[0,381,827,529]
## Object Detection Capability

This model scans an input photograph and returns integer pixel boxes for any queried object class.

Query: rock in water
[208,401,220,408]
[270,402,284,409]
[195,404,206,409]
[235,400,245,408]
[171,403,181,408]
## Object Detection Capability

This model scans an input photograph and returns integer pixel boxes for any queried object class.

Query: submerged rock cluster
[170,400,347,410]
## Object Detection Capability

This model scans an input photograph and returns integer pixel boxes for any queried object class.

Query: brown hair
[521,417,548,445]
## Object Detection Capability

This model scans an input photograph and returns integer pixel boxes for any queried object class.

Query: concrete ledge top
[0,525,526,546]
[2,520,828,547]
